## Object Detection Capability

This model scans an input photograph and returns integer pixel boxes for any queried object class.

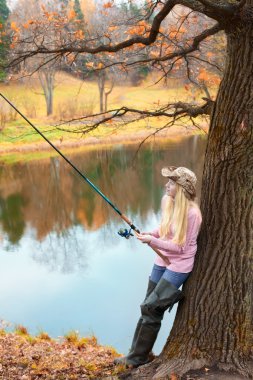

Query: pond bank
[0,125,208,154]
[0,125,208,164]
[0,328,123,379]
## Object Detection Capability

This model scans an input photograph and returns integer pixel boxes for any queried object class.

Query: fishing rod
[0,93,169,264]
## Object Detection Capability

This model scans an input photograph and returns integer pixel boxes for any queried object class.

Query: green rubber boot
[114,278,157,367]
[128,278,157,353]
[117,278,183,367]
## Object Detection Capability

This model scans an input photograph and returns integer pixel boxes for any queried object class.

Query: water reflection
[0,135,206,248]
[0,135,207,353]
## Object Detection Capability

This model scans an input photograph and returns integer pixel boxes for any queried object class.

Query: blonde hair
[159,184,200,246]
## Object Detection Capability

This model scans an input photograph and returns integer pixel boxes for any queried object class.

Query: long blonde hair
[159,184,199,246]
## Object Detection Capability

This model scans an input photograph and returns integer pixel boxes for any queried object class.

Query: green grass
[0,71,213,159]
[0,149,60,164]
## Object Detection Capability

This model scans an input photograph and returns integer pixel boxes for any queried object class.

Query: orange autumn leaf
[75,29,84,39]
[127,21,150,36]
[108,26,118,32]
[23,20,34,29]
[11,22,19,32]
[169,30,178,39]
[103,1,114,8]
[68,10,76,19]
[150,51,160,58]
[86,62,94,68]
[198,68,209,81]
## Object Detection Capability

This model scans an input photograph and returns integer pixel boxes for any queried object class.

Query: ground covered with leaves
[1,328,250,380]
[0,328,124,379]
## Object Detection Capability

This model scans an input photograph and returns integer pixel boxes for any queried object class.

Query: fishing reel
[118,228,134,239]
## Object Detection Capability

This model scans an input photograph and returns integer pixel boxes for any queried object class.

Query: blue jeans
[150,264,191,289]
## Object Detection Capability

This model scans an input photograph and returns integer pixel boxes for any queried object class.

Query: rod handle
[121,214,170,266]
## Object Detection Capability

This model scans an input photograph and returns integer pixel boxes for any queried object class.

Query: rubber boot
[128,278,157,354]
[118,278,183,367]
[114,278,157,367]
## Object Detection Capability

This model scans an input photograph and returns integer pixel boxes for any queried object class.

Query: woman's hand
[136,233,152,244]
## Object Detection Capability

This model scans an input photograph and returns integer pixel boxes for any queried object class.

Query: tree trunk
[38,69,55,116]
[131,16,253,380]
[105,79,114,112]
[97,71,105,113]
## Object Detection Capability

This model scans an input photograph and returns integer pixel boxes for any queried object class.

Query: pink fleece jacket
[149,206,202,273]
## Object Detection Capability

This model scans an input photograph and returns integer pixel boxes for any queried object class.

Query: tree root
[118,357,253,380]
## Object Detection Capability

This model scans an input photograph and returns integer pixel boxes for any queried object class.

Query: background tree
[73,0,85,26]
[10,0,70,115]
[0,0,10,80]
[3,0,253,378]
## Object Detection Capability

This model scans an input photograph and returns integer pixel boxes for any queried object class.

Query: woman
[114,166,202,368]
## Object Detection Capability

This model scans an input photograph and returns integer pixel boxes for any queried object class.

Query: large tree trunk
[131,15,253,380]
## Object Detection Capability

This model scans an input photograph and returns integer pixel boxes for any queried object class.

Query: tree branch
[197,0,237,14]
[5,0,246,72]
[6,0,178,68]
[53,98,214,134]
[126,23,222,66]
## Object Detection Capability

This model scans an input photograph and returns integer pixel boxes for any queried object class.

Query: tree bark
[38,69,55,116]
[131,10,253,380]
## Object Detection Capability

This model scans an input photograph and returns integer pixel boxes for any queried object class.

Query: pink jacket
[149,206,202,273]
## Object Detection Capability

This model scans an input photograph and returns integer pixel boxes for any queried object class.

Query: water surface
[0,135,206,354]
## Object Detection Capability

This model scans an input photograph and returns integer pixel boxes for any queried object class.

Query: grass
[37,331,51,341]
[14,324,29,336]
[64,330,80,344]
[0,71,212,163]
[64,330,98,349]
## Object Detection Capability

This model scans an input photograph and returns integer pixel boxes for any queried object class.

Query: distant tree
[0,0,10,80]
[9,0,66,115]
[60,0,69,6]
[73,0,85,26]
[0,0,8,20]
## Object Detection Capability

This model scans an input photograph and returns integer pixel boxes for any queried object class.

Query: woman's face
[165,179,177,198]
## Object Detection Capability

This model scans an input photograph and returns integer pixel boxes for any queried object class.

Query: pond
[0,134,207,355]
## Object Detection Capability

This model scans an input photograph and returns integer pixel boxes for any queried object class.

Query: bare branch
[187,54,223,73]
[53,98,214,136]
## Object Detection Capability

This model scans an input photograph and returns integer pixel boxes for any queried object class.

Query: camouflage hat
[161,166,197,200]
